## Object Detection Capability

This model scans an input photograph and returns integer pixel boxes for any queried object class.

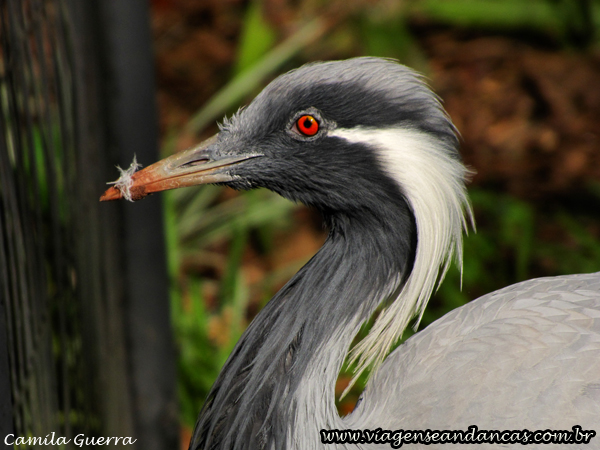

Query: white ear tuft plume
[331,126,474,396]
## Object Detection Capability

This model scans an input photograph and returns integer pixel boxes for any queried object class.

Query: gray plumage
[351,273,600,449]
[111,57,600,450]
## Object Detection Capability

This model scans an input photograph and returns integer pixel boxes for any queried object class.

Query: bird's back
[347,272,600,448]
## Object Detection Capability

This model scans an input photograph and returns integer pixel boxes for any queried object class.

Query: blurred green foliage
[424,188,600,328]
[234,1,277,75]
[411,0,599,46]
[164,0,600,427]
[165,185,297,426]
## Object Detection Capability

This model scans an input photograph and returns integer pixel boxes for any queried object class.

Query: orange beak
[100,134,262,202]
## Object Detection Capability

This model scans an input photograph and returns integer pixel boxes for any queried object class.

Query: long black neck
[189,199,416,450]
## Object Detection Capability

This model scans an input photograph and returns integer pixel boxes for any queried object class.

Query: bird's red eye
[296,115,319,136]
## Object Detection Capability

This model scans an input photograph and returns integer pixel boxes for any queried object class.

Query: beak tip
[100,186,123,202]
[99,185,151,202]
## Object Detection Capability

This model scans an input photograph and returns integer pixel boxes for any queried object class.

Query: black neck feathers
[189,198,416,450]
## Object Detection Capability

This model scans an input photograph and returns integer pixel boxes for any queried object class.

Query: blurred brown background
[2,1,598,448]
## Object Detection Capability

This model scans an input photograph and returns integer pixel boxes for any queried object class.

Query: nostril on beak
[181,157,210,168]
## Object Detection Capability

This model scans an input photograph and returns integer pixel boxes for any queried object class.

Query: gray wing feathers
[347,273,600,448]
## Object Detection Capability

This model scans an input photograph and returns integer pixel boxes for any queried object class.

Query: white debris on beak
[107,155,142,202]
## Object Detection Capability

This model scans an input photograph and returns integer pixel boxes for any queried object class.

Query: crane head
[101,58,473,380]
[101,58,460,215]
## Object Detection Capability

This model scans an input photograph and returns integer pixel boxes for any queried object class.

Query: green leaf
[185,18,328,135]
[234,1,277,75]
[412,0,563,31]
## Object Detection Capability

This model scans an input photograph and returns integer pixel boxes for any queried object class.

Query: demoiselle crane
[101,58,600,450]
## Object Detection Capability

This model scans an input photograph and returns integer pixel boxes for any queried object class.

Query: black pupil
[303,118,313,129]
